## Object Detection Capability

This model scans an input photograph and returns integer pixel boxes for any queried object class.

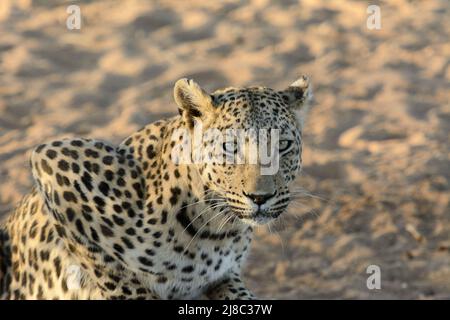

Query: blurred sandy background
[0,0,449,299]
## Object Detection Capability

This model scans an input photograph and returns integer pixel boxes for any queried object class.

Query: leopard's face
[174,77,312,225]
[194,88,302,225]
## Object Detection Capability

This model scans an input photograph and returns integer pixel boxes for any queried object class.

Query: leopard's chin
[240,216,273,226]
[238,209,284,226]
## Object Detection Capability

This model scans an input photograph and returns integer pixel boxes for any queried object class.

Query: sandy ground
[0,0,449,299]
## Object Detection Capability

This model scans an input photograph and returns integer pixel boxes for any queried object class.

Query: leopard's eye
[223,141,237,154]
[279,140,294,154]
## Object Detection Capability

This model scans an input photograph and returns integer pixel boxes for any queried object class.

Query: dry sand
[0,0,449,299]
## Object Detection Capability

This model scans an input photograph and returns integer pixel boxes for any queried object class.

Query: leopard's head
[173,77,312,225]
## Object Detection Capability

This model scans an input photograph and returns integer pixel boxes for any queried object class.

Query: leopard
[0,76,312,299]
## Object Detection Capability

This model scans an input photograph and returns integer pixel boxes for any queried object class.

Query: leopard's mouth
[226,201,288,225]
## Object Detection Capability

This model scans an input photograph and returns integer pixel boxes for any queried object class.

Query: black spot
[122,202,131,209]
[169,187,181,206]
[82,204,93,213]
[167,264,177,271]
[146,145,157,159]
[61,148,79,160]
[85,149,99,158]
[160,210,168,224]
[104,170,114,181]
[112,215,125,226]
[153,231,162,239]
[71,162,80,174]
[75,219,85,236]
[122,286,132,295]
[82,209,93,222]
[153,241,162,247]
[174,246,183,253]
[83,161,92,172]
[132,182,144,198]
[157,276,168,283]
[81,172,93,191]
[53,190,60,206]
[136,219,143,228]
[70,140,84,147]
[74,181,88,202]
[113,243,124,254]
[138,256,153,267]
[46,149,57,159]
[104,255,114,263]
[136,288,147,295]
[127,208,136,218]
[101,225,114,237]
[91,227,100,242]
[53,257,62,277]
[121,237,135,249]
[98,182,110,197]
[52,141,63,147]
[63,191,77,203]
[92,163,100,174]
[55,173,64,186]
[35,144,46,153]
[102,156,114,165]
[93,196,105,207]
[54,224,66,238]
[117,177,126,187]
[41,159,53,175]
[66,208,75,222]
[105,282,117,291]
[181,265,195,273]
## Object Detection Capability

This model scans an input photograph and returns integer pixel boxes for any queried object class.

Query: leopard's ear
[279,76,313,128]
[174,78,216,128]
[280,76,313,111]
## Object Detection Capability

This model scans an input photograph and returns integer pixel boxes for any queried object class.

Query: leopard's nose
[244,191,276,206]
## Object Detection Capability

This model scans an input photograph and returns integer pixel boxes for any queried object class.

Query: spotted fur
[0,77,312,299]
